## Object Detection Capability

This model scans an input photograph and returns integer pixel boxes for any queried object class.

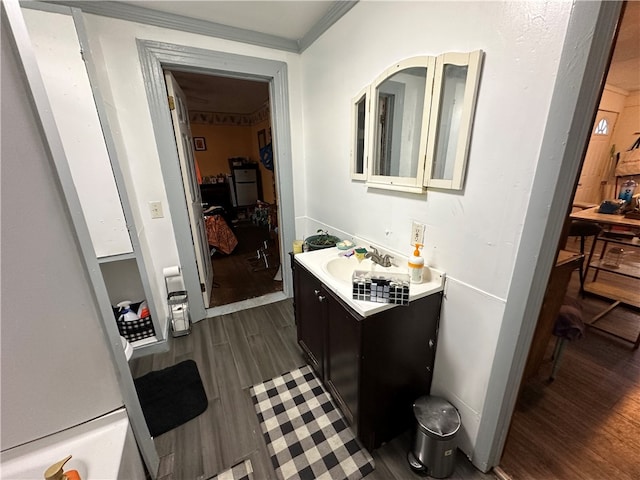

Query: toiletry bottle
[408,244,424,284]
[117,300,140,322]
[44,455,81,480]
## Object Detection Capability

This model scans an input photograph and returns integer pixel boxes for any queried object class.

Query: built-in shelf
[597,235,640,248]
[584,281,640,309]
[588,258,640,279]
[130,336,158,349]
[98,252,136,264]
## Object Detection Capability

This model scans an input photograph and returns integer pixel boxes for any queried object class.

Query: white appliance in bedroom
[231,166,260,207]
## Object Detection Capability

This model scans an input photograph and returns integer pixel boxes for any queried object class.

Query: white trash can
[408,395,461,478]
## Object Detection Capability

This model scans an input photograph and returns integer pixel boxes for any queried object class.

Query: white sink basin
[323,255,407,285]
[294,245,445,317]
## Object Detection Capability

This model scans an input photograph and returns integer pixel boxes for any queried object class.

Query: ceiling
[123,1,337,41]
[136,0,638,113]
[122,0,343,113]
[606,1,640,92]
[170,71,269,114]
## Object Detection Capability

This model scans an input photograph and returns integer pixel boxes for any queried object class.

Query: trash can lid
[413,395,461,438]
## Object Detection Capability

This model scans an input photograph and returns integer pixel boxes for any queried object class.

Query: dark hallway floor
[210,222,282,307]
[499,239,640,479]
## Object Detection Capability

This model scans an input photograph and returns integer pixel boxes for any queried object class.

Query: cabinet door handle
[314,289,321,296]
[318,295,326,302]
[429,339,435,349]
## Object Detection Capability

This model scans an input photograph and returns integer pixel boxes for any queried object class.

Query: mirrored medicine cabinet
[351,50,483,193]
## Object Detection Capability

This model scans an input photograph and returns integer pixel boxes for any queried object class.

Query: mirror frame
[424,50,484,190]
[350,85,369,180]
[365,56,436,194]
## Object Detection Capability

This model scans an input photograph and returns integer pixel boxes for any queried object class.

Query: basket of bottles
[114,300,155,342]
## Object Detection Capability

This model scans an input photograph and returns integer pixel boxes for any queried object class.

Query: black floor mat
[134,359,208,437]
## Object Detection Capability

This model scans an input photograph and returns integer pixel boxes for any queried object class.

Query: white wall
[78,14,305,322]
[299,0,572,459]
[600,85,628,114]
[612,90,640,154]
[23,8,133,259]
[1,22,122,450]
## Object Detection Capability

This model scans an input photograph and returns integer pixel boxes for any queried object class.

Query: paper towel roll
[163,265,184,293]
[163,266,181,278]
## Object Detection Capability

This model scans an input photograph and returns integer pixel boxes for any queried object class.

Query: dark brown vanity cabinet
[292,259,442,451]
[293,261,327,378]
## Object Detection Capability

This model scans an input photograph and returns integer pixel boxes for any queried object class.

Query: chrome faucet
[365,246,394,267]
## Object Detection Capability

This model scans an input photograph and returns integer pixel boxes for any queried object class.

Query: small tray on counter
[352,270,411,306]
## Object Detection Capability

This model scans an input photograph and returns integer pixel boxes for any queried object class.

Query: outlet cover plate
[149,201,164,219]
[411,221,425,246]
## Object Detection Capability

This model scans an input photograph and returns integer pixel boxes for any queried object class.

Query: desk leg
[589,300,621,324]
[586,300,640,350]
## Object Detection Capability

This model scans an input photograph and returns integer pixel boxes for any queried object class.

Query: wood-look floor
[499,237,640,480]
[210,223,282,307]
[130,299,493,480]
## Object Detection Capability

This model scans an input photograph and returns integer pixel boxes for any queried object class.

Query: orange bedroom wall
[192,121,276,205]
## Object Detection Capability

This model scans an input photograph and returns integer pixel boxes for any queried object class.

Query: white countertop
[294,247,445,317]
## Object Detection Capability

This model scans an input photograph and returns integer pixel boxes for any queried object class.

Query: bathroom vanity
[291,248,445,451]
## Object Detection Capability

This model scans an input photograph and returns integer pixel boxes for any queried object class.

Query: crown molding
[36,0,358,54]
[298,1,358,52]
[40,0,299,52]
[604,83,630,96]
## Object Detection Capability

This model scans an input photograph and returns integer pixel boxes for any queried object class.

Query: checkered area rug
[250,365,375,480]
[208,459,253,480]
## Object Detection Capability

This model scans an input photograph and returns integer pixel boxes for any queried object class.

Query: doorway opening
[499,2,640,477]
[166,70,284,310]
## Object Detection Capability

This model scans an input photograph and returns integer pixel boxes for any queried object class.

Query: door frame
[474,0,623,471]
[138,40,295,321]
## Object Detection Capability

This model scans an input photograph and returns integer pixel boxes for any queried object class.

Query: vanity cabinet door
[325,295,362,431]
[293,264,327,378]
[359,291,443,449]
[292,259,443,452]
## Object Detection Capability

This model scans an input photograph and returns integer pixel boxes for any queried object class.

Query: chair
[550,296,584,380]
[567,221,602,293]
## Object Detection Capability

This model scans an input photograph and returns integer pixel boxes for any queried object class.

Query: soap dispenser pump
[44,455,81,480]
[408,243,424,284]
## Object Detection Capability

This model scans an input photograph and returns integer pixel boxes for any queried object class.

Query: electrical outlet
[149,201,164,219]
[411,221,425,246]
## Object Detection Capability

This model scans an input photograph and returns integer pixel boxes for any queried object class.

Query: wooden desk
[522,250,583,382]
[570,206,640,229]
[569,207,640,348]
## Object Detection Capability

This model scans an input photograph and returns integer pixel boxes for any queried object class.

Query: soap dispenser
[44,455,81,480]
[408,244,424,284]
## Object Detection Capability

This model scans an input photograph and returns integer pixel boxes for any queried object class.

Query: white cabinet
[23,7,163,348]
[23,8,132,258]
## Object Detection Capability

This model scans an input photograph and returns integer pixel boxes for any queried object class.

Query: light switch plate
[149,201,164,219]
[411,221,425,246]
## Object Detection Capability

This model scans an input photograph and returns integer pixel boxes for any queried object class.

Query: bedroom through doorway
[167,70,283,308]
